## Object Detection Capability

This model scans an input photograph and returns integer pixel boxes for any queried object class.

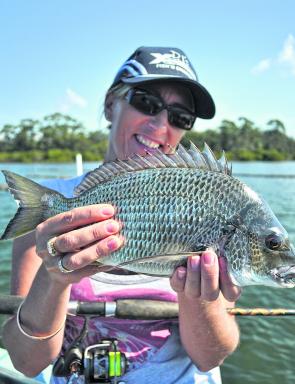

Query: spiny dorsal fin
[219,151,230,175]
[187,142,208,170]
[74,142,232,196]
[203,143,221,172]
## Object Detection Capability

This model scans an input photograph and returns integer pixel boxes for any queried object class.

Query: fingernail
[107,237,119,250]
[203,252,215,266]
[189,255,200,271]
[106,221,119,234]
[177,267,187,280]
[102,206,114,216]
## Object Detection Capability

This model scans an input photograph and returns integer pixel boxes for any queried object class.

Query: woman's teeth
[136,135,160,149]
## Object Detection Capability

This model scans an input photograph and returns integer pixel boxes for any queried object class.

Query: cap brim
[122,76,215,119]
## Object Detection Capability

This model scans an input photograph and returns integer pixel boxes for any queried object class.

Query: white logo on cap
[149,50,197,80]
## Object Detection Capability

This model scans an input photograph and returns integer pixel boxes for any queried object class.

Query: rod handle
[116,299,178,319]
[0,295,23,315]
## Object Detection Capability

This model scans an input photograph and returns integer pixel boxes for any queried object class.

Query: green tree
[263,119,293,157]
[267,119,286,134]
[13,119,39,150]
[218,119,239,151]
[238,117,262,151]
[38,113,85,150]
[0,124,17,151]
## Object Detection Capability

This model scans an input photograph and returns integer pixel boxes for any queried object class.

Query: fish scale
[1,143,295,286]
[57,169,238,266]
[60,168,243,268]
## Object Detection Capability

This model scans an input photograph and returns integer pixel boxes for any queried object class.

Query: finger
[55,219,121,253]
[200,250,219,301]
[184,255,201,298]
[58,235,124,272]
[44,263,113,285]
[37,204,116,238]
[219,257,242,302]
[170,266,187,292]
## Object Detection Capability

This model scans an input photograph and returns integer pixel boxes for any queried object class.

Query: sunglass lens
[131,92,163,115]
[169,109,195,130]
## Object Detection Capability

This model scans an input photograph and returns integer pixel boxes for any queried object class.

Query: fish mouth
[269,265,295,288]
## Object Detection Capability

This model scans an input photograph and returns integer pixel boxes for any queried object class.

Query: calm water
[0,161,295,383]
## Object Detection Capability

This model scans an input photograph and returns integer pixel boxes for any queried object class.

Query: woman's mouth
[135,134,162,149]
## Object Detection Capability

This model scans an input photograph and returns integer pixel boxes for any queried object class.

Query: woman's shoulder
[40,174,86,197]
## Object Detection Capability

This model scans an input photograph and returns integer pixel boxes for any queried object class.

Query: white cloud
[66,88,87,108]
[57,88,88,114]
[251,34,295,77]
[278,34,295,76]
[251,58,271,75]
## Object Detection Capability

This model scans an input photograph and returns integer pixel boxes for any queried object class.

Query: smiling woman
[2,46,239,384]
[104,46,214,162]
[104,82,191,160]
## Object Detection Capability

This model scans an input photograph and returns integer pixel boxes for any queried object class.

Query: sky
[0,0,295,138]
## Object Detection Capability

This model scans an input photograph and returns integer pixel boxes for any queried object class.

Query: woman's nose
[149,109,170,133]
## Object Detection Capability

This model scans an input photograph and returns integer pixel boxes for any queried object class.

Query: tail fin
[1,170,62,240]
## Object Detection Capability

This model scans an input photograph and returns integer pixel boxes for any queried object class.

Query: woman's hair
[104,83,132,129]
[106,82,132,100]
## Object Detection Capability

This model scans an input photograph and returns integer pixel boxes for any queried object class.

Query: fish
[1,143,295,287]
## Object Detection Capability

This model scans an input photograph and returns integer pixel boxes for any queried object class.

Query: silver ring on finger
[57,255,74,274]
[47,237,59,257]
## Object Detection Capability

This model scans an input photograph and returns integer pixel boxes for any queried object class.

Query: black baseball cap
[110,46,215,119]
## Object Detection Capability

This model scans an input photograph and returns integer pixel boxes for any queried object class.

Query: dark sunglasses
[125,88,196,130]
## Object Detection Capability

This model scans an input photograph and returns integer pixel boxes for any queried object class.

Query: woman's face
[105,83,195,161]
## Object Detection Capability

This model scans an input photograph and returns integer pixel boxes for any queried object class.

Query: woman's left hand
[169,249,241,370]
[170,249,241,302]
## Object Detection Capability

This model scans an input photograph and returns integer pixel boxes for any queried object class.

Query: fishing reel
[53,315,128,384]
[53,338,128,383]
[84,340,128,383]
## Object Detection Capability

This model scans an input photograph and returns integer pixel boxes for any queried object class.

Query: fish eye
[265,233,283,250]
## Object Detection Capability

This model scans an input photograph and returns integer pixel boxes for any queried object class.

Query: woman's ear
[105,93,114,122]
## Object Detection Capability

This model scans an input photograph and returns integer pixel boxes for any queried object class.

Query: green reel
[84,339,128,383]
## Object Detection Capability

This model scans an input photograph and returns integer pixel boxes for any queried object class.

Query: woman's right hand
[35,204,123,285]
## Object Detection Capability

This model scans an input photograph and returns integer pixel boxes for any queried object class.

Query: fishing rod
[1,294,295,317]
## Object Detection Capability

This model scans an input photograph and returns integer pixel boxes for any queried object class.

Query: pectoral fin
[93,250,209,276]
[116,251,207,276]
[120,251,204,267]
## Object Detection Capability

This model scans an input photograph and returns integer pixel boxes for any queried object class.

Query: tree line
[182,117,295,161]
[0,113,108,162]
[0,113,294,162]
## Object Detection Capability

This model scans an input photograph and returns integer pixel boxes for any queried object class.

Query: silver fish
[1,143,295,287]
